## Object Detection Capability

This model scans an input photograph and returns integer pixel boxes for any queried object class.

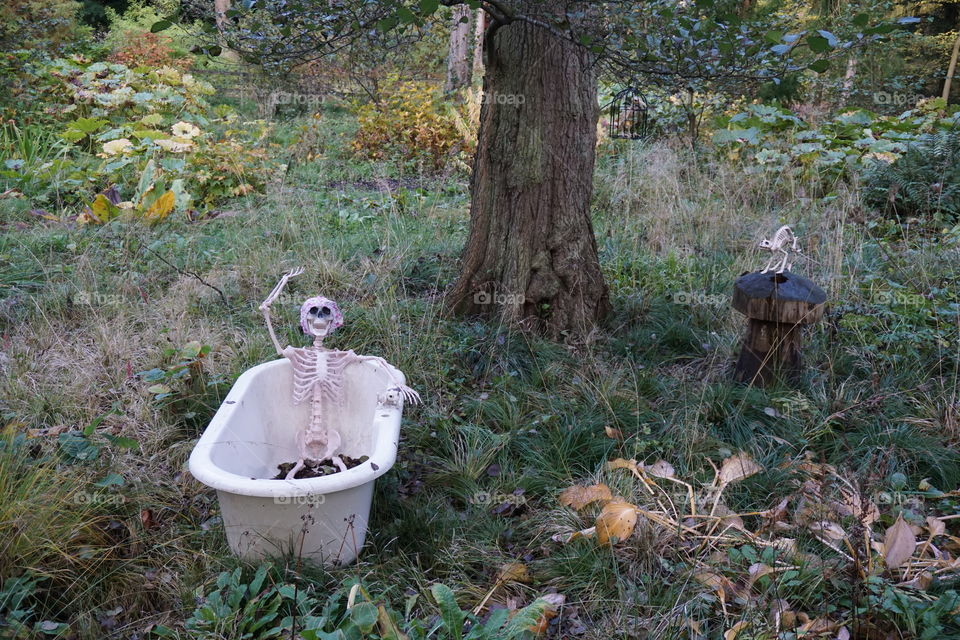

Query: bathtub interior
[207,358,396,480]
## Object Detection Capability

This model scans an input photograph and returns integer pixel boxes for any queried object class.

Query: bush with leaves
[108,31,192,71]
[0,57,280,217]
[352,78,472,173]
[861,130,960,223]
[712,98,960,186]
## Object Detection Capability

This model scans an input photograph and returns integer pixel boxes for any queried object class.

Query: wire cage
[605,87,651,140]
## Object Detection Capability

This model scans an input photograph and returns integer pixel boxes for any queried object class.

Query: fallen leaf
[768,599,795,630]
[884,514,916,570]
[694,572,737,612]
[901,571,932,591]
[604,425,623,440]
[809,521,847,541]
[497,562,531,584]
[607,458,643,479]
[646,460,675,478]
[717,453,761,485]
[926,516,946,537]
[559,484,613,510]
[796,617,840,634]
[595,499,638,545]
[747,563,774,590]
[529,593,565,635]
[725,621,749,640]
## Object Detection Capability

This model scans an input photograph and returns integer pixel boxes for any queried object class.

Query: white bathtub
[189,357,404,565]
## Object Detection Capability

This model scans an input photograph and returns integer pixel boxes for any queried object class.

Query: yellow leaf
[884,514,917,569]
[89,193,119,223]
[559,483,612,510]
[496,562,531,584]
[717,453,762,485]
[724,621,749,640]
[604,425,623,440]
[144,190,175,221]
[607,458,643,479]
[377,604,408,640]
[595,499,638,545]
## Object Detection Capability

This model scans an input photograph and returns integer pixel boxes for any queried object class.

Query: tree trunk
[447,19,610,338]
[444,5,473,93]
[214,0,231,32]
[943,33,960,103]
[840,56,857,104]
[472,9,486,78]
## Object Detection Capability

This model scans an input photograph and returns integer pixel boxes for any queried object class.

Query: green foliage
[1,56,281,215]
[0,574,70,639]
[713,99,960,187]
[157,569,548,640]
[0,0,84,57]
[862,130,960,222]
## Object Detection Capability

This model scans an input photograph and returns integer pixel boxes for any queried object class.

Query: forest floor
[1,105,959,639]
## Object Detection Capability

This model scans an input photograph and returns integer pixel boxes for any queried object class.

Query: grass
[0,104,959,638]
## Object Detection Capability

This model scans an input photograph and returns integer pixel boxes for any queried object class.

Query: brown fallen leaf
[747,563,774,590]
[927,516,946,537]
[497,562,531,584]
[529,593,565,635]
[724,621,749,640]
[717,453,762,485]
[607,458,643,479]
[595,499,638,545]
[559,484,613,510]
[694,572,737,614]
[604,425,623,441]
[809,521,847,541]
[646,460,675,479]
[885,514,916,570]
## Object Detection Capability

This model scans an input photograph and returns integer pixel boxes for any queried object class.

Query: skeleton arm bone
[259,267,304,357]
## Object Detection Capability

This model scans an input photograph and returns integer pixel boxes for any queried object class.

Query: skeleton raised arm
[258,271,421,481]
[259,267,304,356]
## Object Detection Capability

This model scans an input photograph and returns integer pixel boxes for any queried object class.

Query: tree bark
[214,0,231,32]
[445,5,474,93]
[447,19,610,338]
[943,32,960,103]
[472,9,486,78]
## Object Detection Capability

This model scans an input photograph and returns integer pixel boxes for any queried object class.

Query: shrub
[861,130,960,222]
[352,79,472,173]
[712,98,960,188]
[1,57,281,216]
[0,0,83,56]
[108,31,192,71]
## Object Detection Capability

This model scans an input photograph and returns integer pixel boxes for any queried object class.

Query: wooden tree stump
[732,271,826,386]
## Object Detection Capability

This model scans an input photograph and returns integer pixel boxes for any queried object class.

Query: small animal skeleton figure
[758,225,802,275]
[259,268,420,480]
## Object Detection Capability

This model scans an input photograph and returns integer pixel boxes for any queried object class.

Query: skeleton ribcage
[283,347,358,405]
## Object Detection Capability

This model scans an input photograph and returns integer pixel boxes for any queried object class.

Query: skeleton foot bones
[260,269,421,481]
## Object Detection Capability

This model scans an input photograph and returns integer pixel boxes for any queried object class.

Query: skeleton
[259,268,420,481]
[758,225,802,275]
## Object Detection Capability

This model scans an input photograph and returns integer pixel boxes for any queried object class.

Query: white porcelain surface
[189,358,403,564]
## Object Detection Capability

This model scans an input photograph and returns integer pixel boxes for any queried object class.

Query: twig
[143,246,229,306]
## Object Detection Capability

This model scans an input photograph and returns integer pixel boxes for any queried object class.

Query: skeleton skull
[299,296,343,338]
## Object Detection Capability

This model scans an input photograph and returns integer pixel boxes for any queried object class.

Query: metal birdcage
[605,87,651,140]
